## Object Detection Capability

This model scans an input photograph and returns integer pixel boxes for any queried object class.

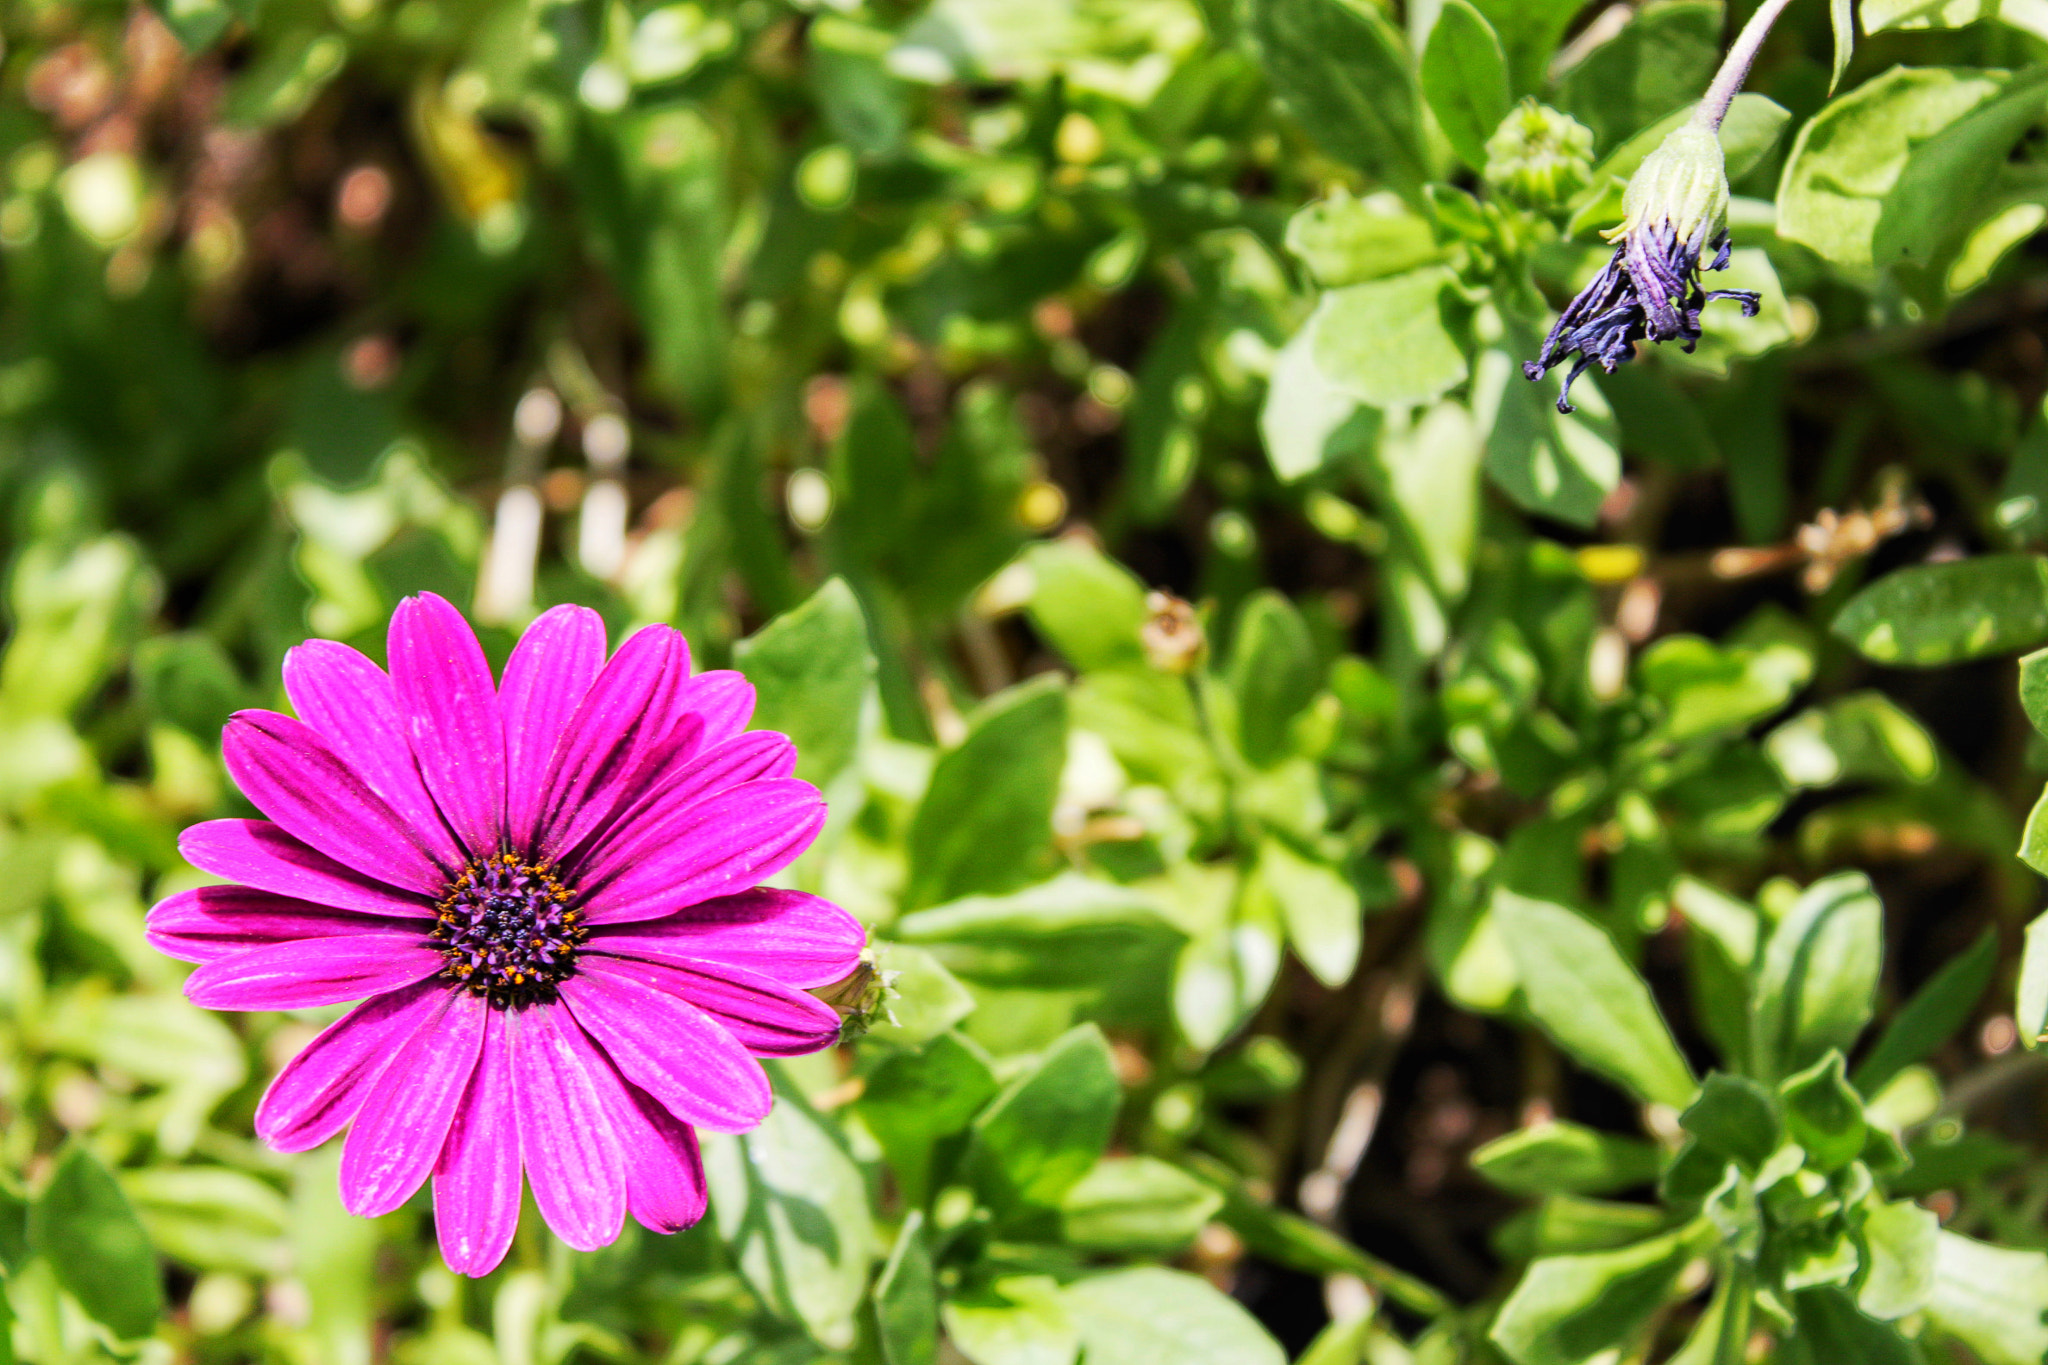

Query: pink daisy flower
[144,594,865,1275]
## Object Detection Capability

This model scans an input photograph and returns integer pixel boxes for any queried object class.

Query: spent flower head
[1522,117,1759,413]
[147,594,865,1275]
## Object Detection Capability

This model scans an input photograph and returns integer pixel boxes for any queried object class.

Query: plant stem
[1691,0,1801,133]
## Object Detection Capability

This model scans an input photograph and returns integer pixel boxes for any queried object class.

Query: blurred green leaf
[1470,1121,1663,1198]
[1556,1,1719,153]
[1784,1288,1916,1365]
[1309,268,1470,411]
[1858,1199,1939,1320]
[857,1031,1001,1208]
[1492,890,1697,1108]
[1926,1231,2048,1365]
[706,1080,878,1352]
[943,1275,1077,1365]
[1248,0,1427,198]
[1751,872,1882,1081]
[735,577,875,787]
[1679,1075,1780,1172]
[1229,591,1320,767]
[1778,66,2009,274]
[1421,1,1511,172]
[1853,930,1995,1093]
[1248,837,1360,988]
[1489,1227,1698,1365]
[1779,1051,1866,1172]
[963,1024,1119,1218]
[121,1167,288,1276]
[30,1146,163,1340]
[1059,1157,1222,1255]
[1019,540,1150,674]
[905,676,1067,908]
[1284,192,1443,289]
[1061,1267,1284,1365]
[875,1210,938,1365]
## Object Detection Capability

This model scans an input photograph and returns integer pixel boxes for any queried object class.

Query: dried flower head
[148,595,865,1275]
[1523,122,1759,414]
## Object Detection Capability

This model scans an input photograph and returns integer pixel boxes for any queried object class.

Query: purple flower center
[430,853,588,1008]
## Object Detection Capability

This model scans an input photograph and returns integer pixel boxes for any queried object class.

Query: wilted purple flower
[147,594,864,1275]
[1523,123,1759,414]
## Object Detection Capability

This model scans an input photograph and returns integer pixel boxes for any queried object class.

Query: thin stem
[1691,0,1800,133]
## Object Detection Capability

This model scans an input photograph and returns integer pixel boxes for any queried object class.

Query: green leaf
[1492,891,1697,1108]
[857,1031,1001,1208]
[1780,1052,1867,1173]
[1777,66,2010,274]
[1470,1121,1663,1198]
[1830,0,1854,93]
[893,874,1187,1021]
[1059,1157,1223,1254]
[1858,1199,1940,1320]
[1751,872,1884,1081]
[704,1080,878,1351]
[1259,323,1371,482]
[1494,1196,1669,1259]
[1309,268,1469,411]
[1638,634,1803,743]
[1248,837,1361,988]
[1679,1075,1781,1172]
[1873,67,2048,287]
[1377,398,1485,600]
[132,633,247,742]
[875,1211,938,1365]
[1284,191,1443,289]
[1852,930,1995,1094]
[2019,911,2048,1046]
[121,1167,288,1276]
[1421,1,1511,172]
[0,1176,27,1272]
[905,676,1067,908]
[1060,1267,1285,1365]
[944,1276,1078,1365]
[1469,0,1589,96]
[2022,647,2048,737]
[1784,1288,1916,1365]
[1229,592,1321,766]
[1863,0,2048,39]
[29,1146,163,1340]
[963,1024,1120,1217]
[1247,0,1428,198]
[1489,1228,1697,1365]
[1477,342,1619,530]
[1556,1,1721,153]
[1926,1231,2048,1365]
[1019,541,1151,674]
[734,577,875,788]
[1765,691,1940,789]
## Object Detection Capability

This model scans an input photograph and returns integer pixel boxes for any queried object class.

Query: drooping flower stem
[1692,0,1801,134]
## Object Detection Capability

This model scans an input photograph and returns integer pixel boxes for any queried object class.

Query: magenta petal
[584,951,841,1057]
[147,885,424,964]
[529,625,688,860]
[180,820,433,919]
[185,934,446,1011]
[340,989,487,1217]
[559,962,771,1133]
[581,1055,707,1233]
[434,1010,522,1277]
[569,731,796,877]
[255,980,445,1152]
[389,593,507,859]
[284,641,464,869]
[672,671,755,754]
[510,1006,626,1251]
[590,889,866,988]
[579,779,826,925]
[223,711,452,894]
[502,605,608,851]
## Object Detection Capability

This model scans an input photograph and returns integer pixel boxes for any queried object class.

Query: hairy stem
[1691,0,1801,133]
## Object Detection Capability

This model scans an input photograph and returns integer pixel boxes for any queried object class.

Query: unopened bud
[1483,100,1594,211]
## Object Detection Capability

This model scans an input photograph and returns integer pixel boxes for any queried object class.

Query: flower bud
[1483,100,1595,211]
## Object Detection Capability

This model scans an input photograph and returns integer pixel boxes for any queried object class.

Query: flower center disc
[431,854,587,1007]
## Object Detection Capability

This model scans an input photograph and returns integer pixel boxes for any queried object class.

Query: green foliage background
[8,0,2048,1361]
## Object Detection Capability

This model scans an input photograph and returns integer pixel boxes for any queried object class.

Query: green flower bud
[1482,99,1595,210]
